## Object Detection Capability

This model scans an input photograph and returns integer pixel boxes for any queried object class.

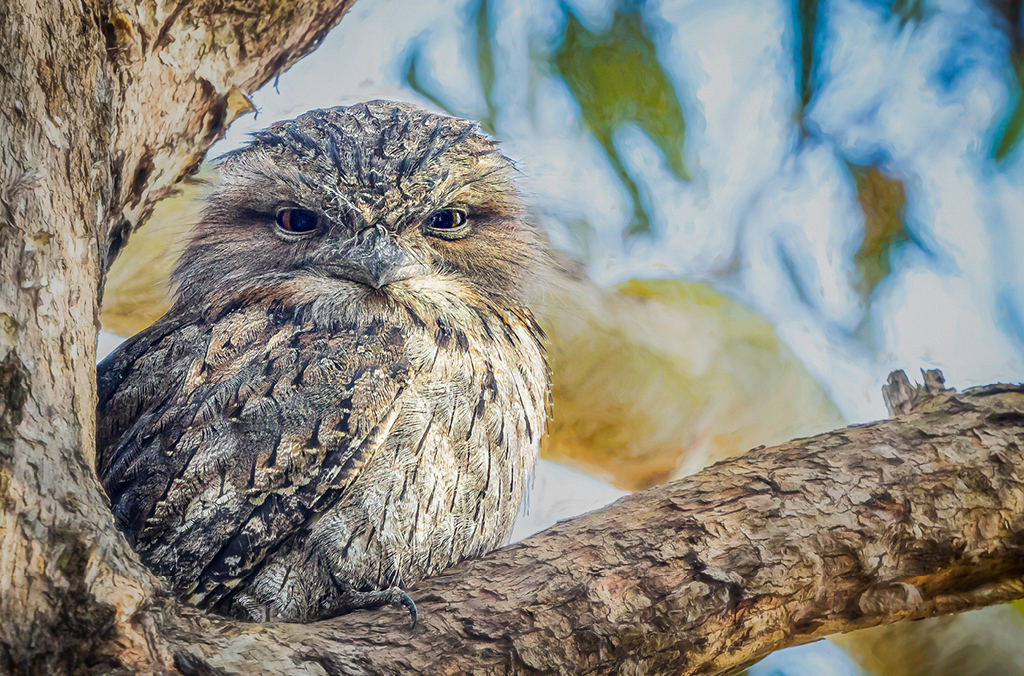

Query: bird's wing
[97,303,414,610]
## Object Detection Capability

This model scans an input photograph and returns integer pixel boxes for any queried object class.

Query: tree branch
[142,373,1024,675]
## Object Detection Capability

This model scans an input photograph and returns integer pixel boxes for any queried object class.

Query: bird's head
[173,101,545,312]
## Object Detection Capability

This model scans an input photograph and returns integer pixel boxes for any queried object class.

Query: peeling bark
[2,0,1024,674]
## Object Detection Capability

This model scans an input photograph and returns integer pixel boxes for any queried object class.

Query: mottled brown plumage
[96,101,549,624]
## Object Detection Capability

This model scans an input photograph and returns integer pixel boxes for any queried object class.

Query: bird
[95,101,550,626]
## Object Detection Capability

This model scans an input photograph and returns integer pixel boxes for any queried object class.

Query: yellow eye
[425,209,468,238]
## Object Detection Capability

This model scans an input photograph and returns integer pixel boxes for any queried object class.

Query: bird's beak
[341,225,420,289]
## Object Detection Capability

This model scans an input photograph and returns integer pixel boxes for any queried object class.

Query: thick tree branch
[138,374,1024,675]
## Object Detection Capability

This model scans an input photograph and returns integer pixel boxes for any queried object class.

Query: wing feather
[97,304,412,610]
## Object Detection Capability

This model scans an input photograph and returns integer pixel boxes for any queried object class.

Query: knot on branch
[882,369,951,418]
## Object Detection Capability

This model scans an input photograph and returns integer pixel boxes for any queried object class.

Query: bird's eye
[424,209,469,239]
[276,208,319,235]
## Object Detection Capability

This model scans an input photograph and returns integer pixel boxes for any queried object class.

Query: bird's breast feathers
[97,280,547,617]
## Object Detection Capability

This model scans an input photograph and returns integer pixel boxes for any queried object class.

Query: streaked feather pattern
[97,101,549,622]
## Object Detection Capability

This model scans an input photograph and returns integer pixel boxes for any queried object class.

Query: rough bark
[0,0,354,672]
[2,0,1024,674]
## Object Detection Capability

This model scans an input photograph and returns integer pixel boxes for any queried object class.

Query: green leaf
[992,54,1024,163]
[539,276,845,489]
[849,164,911,301]
[552,2,689,237]
[794,0,820,123]
[402,0,497,135]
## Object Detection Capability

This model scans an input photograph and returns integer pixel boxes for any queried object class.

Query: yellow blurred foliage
[100,171,211,336]
[834,605,1024,676]
[537,275,845,490]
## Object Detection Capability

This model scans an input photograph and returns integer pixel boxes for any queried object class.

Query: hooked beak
[338,225,421,289]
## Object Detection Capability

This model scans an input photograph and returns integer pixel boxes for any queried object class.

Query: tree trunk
[0,0,354,672]
[2,2,1023,675]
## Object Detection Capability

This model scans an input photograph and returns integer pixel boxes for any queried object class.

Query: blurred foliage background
[101,0,1024,673]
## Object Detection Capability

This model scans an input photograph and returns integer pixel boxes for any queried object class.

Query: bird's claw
[392,588,418,629]
[334,586,418,629]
